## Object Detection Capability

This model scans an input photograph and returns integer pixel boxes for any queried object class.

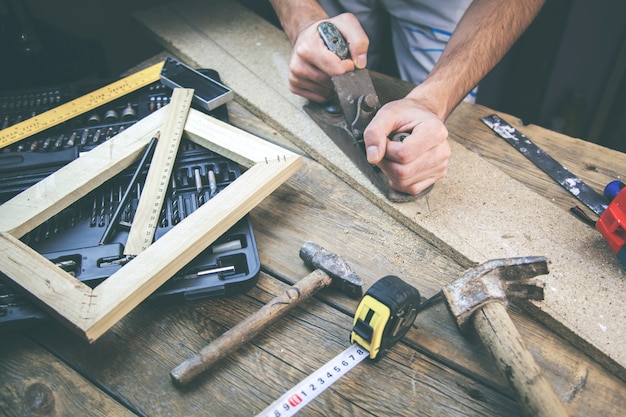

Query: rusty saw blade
[481,114,609,216]
[310,22,427,203]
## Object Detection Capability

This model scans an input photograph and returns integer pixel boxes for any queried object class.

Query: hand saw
[481,114,609,216]
[304,22,429,203]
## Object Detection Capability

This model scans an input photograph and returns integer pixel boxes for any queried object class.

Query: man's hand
[271,0,544,195]
[364,97,450,195]
[287,13,368,102]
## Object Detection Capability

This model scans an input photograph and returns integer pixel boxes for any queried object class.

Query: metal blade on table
[481,114,609,216]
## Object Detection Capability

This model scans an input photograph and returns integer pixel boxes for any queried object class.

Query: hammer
[170,241,363,386]
[442,257,568,417]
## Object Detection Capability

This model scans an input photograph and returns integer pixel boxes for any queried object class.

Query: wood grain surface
[2,151,623,415]
[0,1,624,416]
[133,0,626,378]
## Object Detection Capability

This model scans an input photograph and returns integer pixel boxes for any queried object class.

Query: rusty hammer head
[299,241,363,299]
[442,256,548,331]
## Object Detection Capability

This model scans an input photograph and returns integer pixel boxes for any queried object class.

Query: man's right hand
[287,13,369,102]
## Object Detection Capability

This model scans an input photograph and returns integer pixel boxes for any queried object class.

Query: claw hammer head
[442,256,548,331]
[299,241,363,299]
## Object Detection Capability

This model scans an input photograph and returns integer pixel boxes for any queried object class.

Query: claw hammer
[443,257,568,417]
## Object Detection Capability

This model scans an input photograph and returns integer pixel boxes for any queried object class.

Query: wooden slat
[0,103,300,342]
[183,107,301,165]
[0,108,162,238]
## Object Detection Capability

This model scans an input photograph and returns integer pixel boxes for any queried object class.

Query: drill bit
[67,131,76,147]
[54,134,65,149]
[171,176,180,225]
[99,193,106,227]
[208,169,217,198]
[194,168,205,207]
[90,196,97,227]
[92,128,102,144]
[42,136,52,151]
[80,129,90,146]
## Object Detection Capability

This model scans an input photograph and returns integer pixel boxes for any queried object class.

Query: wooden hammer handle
[171,269,333,386]
[472,303,568,417]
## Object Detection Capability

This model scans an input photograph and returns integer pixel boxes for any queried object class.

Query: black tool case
[0,66,261,329]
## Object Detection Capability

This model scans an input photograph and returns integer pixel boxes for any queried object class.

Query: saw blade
[481,114,609,216]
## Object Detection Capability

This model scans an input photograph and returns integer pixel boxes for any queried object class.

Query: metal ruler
[124,88,194,255]
[256,343,368,417]
[0,61,164,150]
[481,114,609,216]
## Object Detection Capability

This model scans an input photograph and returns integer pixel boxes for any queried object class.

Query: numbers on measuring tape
[258,345,367,417]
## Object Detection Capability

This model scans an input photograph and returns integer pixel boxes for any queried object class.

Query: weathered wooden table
[2,2,626,416]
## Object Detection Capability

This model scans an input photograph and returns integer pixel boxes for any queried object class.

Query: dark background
[2,0,625,153]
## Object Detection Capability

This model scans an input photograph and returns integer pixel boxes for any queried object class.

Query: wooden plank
[182,106,301,165]
[0,104,300,342]
[134,0,626,378]
[0,334,135,416]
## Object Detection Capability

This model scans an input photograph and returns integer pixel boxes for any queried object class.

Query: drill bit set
[0,71,260,329]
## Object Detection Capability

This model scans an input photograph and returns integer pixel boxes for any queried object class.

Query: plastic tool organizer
[0,70,261,329]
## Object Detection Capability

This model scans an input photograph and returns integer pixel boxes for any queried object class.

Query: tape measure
[0,61,164,149]
[257,275,421,417]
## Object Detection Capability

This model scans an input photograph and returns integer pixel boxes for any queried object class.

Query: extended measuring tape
[0,61,164,149]
[257,275,421,417]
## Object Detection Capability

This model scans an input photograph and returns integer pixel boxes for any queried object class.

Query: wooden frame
[0,106,301,342]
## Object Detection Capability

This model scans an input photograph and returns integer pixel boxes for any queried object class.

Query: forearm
[410,0,546,120]
[269,0,329,44]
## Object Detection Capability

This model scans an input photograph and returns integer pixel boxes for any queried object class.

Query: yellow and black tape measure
[258,275,422,416]
[0,61,164,150]
[351,275,421,360]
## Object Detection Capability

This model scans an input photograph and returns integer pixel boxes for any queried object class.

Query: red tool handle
[596,183,626,265]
